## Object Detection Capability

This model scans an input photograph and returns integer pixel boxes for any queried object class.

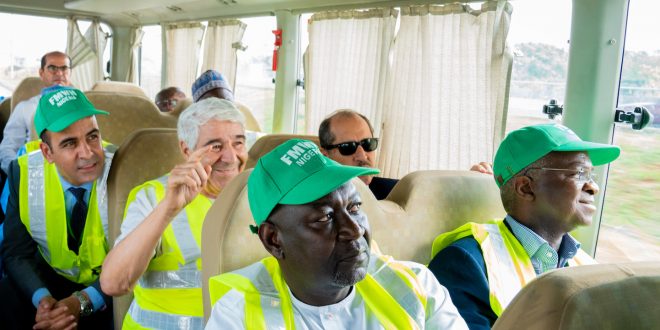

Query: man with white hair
[100,98,248,329]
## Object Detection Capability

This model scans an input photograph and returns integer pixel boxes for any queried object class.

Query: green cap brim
[554,140,621,166]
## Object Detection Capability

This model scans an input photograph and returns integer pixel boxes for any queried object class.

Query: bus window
[139,25,163,99]
[0,13,67,97]
[506,0,572,132]
[597,0,660,262]
[234,16,276,133]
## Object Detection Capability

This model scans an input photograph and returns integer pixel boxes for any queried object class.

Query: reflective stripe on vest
[431,219,596,316]
[18,144,115,284]
[124,176,211,330]
[124,302,204,330]
[209,254,427,330]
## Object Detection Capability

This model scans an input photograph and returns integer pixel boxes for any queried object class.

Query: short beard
[332,268,367,287]
[332,254,371,287]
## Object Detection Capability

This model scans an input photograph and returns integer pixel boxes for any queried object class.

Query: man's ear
[258,222,284,260]
[320,148,329,157]
[514,175,535,202]
[179,140,192,158]
[39,142,55,164]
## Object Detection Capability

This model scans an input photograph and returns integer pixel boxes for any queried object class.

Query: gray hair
[177,98,246,148]
[499,155,548,213]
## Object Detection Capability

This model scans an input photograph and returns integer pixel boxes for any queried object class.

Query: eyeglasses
[323,138,379,156]
[46,65,70,73]
[525,167,597,184]
[156,99,178,107]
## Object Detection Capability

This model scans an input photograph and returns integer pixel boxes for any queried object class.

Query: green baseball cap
[247,139,380,232]
[493,123,620,187]
[34,88,108,137]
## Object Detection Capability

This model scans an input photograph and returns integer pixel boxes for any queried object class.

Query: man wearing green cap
[428,123,621,330]
[206,139,468,329]
[100,98,247,329]
[0,88,114,329]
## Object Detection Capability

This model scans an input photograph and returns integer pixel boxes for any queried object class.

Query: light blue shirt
[31,177,105,312]
[505,215,580,275]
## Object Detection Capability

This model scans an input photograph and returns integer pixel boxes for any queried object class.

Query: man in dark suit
[319,110,398,200]
[428,123,621,329]
[0,88,114,329]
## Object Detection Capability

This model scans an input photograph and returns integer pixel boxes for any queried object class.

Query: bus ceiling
[0,0,485,27]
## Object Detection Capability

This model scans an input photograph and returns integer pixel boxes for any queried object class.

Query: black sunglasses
[323,138,379,156]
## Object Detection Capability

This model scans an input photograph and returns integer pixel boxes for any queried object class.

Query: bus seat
[89,81,149,99]
[493,262,660,330]
[85,91,178,146]
[235,101,262,132]
[245,134,320,169]
[10,77,46,112]
[164,99,261,132]
[0,97,11,141]
[106,128,184,329]
[367,170,504,264]
[200,169,503,321]
[166,97,193,117]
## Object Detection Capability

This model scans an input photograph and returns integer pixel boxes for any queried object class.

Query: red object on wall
[272,29,282,71]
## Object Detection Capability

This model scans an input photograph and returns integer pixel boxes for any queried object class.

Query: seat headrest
[11,77,46,112]
[89,81,148,98]
[246,134,320,168]
[493,262,660,330]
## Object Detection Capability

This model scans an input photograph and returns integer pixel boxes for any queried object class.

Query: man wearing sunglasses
[319,110,398,200]
[427,123,621,330]
[0,51,73,175]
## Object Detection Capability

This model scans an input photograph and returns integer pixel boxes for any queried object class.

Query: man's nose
[353,145,369,162]
[337,211,364,241]
[219,144,238,162]
[78,141,94,158]
[583,179,599,195]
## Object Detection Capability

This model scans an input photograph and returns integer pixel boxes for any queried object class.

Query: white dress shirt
[0,95,39,173]
[205,259,468,330]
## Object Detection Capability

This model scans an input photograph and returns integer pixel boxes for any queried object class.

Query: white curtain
[378,2,513,178]
[304,9,397,135]
[163,22,205,93]
[201,19,246,90]
[67,18,107,91]
[126,26,144,84]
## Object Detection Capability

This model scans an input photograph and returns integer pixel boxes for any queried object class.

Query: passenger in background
[0,51,72,174]
[206,139,468,329]
[319,110,397,200]
[0,88,114,329]
[428,123,621,329]
[191,69,234,102]
[319,110,493,200]
[155,86,186,112]
[101,98,247,329]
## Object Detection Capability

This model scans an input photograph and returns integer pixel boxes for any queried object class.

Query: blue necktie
[68,187,87,253]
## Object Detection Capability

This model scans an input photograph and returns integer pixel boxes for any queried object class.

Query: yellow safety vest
[209,254,430,330]
[431,219,596,316]
[18,143,115,285]
[123,176,212,330]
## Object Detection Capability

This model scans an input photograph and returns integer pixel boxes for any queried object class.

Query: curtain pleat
[201,19,246,90]
[126,26,144,84]
[378,1,513,178]
[67,18,107,91]
[305,8,397,135]
[163,22,205,94]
